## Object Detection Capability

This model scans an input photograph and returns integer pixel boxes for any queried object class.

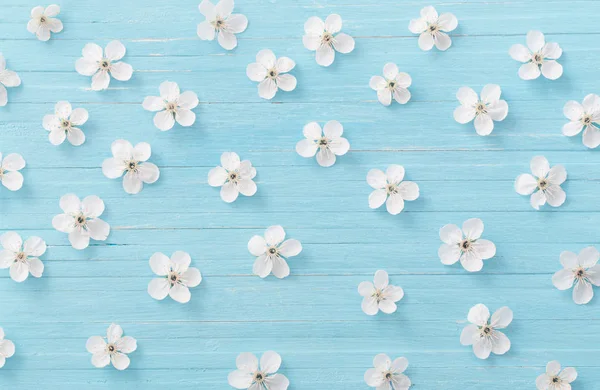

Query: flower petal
[82,195,105,218]
[473,239,496,260]
[438,13,458,32]
[434,32,452,51]
[408,18,427,34]
[246,63,267,82]
[583,125,600,149]
[181,267,202,288]
[220,182,239,203]
[264,373,289,390]
[373,270,389,289]
[461,251,484,272]
[333,33,354,54]
[553,269,575,290]
[439,224,462,245]
[386,165,405,184]
[358,281,374,297]
[265,225,285,246]
[175,109,196,127]
[149,252,170,276]
[578,246,599,267]
[316,44,335,67]
[296,139,318,158]
[1,232,22,252]
[474,114,494,136]
[304,16,324,34]
[236,352,258,372]
[279,239,302,257]
[86,336,107,353]
[487,100,508,122]
[509,44,531,62]
[462,218,484,240]
[467,303,490,326]
[91,351,110,368]
[226,14,248,34]
[147,281,169,304]
[276,74,296,92]
[154,111,175,131]
[116,336,137,354]
[490,307,513,329]
[86,218,110,241]
[377,89,392,106]
[527,30,545,52]
[456,87,478,106]
[324,14,342,33]
[473,337,492,359]
[253,255,272,278]
[491,330,511,355]
[378,299,397,314]
[530,155,550,178]
[10,261,29,282]
[228,370,253,389]
[541,60,563,80]
[460,324,478,346]
[397,181,419,201]
[368,189,387,209]
[197,21,216,41]
[573,280,593,304]
[91,71,110,91]
[237,179,256,196]
[217,30,237,50]
[438,244,461,265]
[169,283,191,303]
[111,352,130,370]
[367,169,386,189]
[258,78,278,100]
[105,40,126,61]
[178,91,199,110]
[23,236,46,257]
[316,148,336,167]
[386,194,404,215]
[560,367,577,383]
[518,62,541,80]
[545,185,566,207]
[361,296,378,315]
[418,32,434,51]
[67,128,86,146]
[562,121,584,137]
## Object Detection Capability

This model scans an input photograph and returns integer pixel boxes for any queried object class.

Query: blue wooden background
[1,0,599,388]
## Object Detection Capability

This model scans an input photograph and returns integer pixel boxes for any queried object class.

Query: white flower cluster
[0,2,594,388]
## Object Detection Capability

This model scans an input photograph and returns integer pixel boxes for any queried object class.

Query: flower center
[321,32,333,44]
[552,376,561,384]
[537,178,549,190]
[15,252,27,262]
[386,183,398,194]
[253,371,265,383]
[40,16,47,23]
[211,17,225,30]
[267,68,278,79]
[459,239,472,251]
[428,24,439,33]
[228,172,238,182]
[532,52,544,64]
[387,80,396,90]
[385,371,393,380]
[168,271,180,285]
[107,344,116,353]
[75,214,87,227]
[481,325,492,335]
[126,160,138,172]
[0,167,4,177]
[582,115,593,126]
[166,102,177,112]
[61,119,71,129]
[318,137,329,147]
[475,101,487,114]
[99,59,110,70]
[373,289,384,302]
[268,247,278,255]
[574,267,586,280]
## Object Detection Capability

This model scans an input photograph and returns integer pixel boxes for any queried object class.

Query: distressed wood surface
[1,0,599,388]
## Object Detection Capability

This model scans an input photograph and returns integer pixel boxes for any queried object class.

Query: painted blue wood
[1,0,599,388]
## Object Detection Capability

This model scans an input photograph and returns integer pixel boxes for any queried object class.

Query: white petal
[408,18,427,34]
[26,258,44,277]
[86,336,107,353]
[226,14,248,34]
[397,181,419,201]
[169,283,191,303]
[215,0,233,17]
[323,120,343,138]
[367,169,386,189]
[54,101,72,119]
[171,251,191,273]
[208,166,228,187]
[198,0,216,18]
[217,30,237,50]
[86,218,110,241]
[547,165,567,186]
[109,62,132,81]
[81,43,103,62]
[256,49,276,69]
[59,193,81,213]
[221,151,240,171]
[542,42,562,59]
[265,225,285,246]
[487,100,508,122]
[386,165,405,184]
[462,218,484,240]
[386,194,404,215]
[138,163,160,184]
[373,270,389,289]
[384,285,404,302]
[23,236,46,257]
[237,179,256,196]
[31,6,44,18]
[480,84,501,104]
[260,350,282,374]
[454,105,476,124]
[82,195,104,218]
[303,121,322,140]
[325,14,342,33]
[111,352,130,370]
[43,115,60,131]
[276,57,295,73]
[527,30,545,52]
[67,128,86,146]
[258,78,278,100]
[197,21,216,41]
[369,75,386,91]
[473,239,496,260]
[49,129,66,146]
[559,367,578,383]
[333,33,355,54]
[1,232,22,252]
[541,60,563,80]
[75,59,99,76]
[264,374,289,390]
[560,250,579,269]
[377,89,392,106]
[246,63,267,82]
[91,71,110,91]
[562,121,584,137]
[563,100,584,121]
[460,324,478,346]
[276,74,296,92]
[467,303,490,326]
[70,108,89,125]
[373,353,392,370]
[236,352,259,372]
[573,280,593,304]
[368,189,387,209]
[181,267,202,288]
[378,299,397,314]
[91,351,110,368]
[530,190,547,210]
[474,114,494,136]
[518,62,541,80]
[552,269,575,290]
[473,337,492,359]
[175,109,196,126]
[116,336,137,354]
[149,252,170,276]
[253,254,272,278]
[304,16,324,34]
[456,87,478,106]
[438,13,458,32]
[10,261,29,282]
[509,44,531,62]
[490,307,513,329]
[582,125,600,149]
[105,40,126,61]
[316,148,336,167]
[52,214,74,233]
[578,246,599,267]
[418,32,434,51]
[228,370,253,389]
[296,139,318,158]
[154,111,175,131]
[178,91,199,110]
[45,4,60,17]
[102,158,125,179]
[439,224,462,245]
[439,244,461,265]
[393,88,411,105]
[279,239,302,257]
[530,156,550,178]
[220,182,239,203]
[316,44,335,67]
[546,360,561,376]
[329,137,349,156]
[361,297,378,315]
[582,93,600,115]
[461,251,484,272]
[2,153,25,171]
[491,331,511,355]
[107,324,123,344]
[434,32,452,51]
[358,281,374,297]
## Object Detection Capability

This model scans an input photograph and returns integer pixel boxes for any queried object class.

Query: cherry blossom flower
[228,351,289,390]
[364,353,411,390]
[197,0,248,50]
[0,53,21,107]
[509,31,563,80]
[27,5,63,41]
[515,156,566,210]
[248,225,302,279]
[75,40,133,91]
[453,84,508,135]
[303,14,355,66]
[142,81,199,131]
[147,251,202,304]
[0,153,25,191]
[358,270,404,315]
[246,49,296,100]
[86,324,137,370]
[295,120,349,167]
[408,6,458,51]
[102,140,160,194]
[369,63,412,106]
[208,152,256,203]
[438,218,496,272]
[552,247,600,305]
[42,101,88,146]
[562,94,600,149]
[52,194,110,250]
[460,304,513,359]
[536,361,577,390]
[367,165,419,215]
[0,328,15,368]
[0,232,45,282]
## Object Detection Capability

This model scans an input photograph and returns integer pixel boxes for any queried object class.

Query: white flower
[460,304,513,359]
[408,6,457,51]
[246,49,297,100]
[302,14,355,67]
[295,120,350,167]
[86,324,137,370]
[552,247,600,305]
[369,63,412,106]
[142,81,199,131]
[248,225,302,279]
[52,194,110,250]
[42,101,88,146]
[358,270,404,316]
[147,251,202,304]
[208,152,257,203]
[102,140,160,195]
[367,165,419,215]
[0,232,45,282]
[27,5,63,41]
[0,53,21,107]
[197,0,248,50]
[438,218,496,272]
[515,156,566,210]
[453,84,508,135]
[75,40,133,91]
[364,354,411,389]
[562,94,600,149]
[228,351,289,390]
[509,31,563,80]
[0,153,25,191]
[536,361,577,390]
[0,328,15,368]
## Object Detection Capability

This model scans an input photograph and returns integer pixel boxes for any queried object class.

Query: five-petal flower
[358,270,404,315]
[228,351,289,390]
[364,353,411,390]
[27,5,63,41]
[197,0,248,50]
[246,49,297,100]
[303,14,355,66]
[42,101,88,146]
[0,53,21,106]
[515,156,567,210]
[0,232,45,282]
[0,328,15,368]
[438,218,496,272]
[142,81,199,131]
[86,324,137,370]
[295,120,350,167]
[248,225,302,279]
[460,303,513,359]
[52,194,110,250]
[208,152,257,203]
[102,140,160,194]
[536,361,577,390]
[552,247,600,305]
[509,31,563,80]
[453,84,508,135]
[367,165,419,215]
[408,6,458,51]
[562,94,600,148]
[75,40,133,91]
[148,251,202,303]
[369,63,412,106]
[0,152,25,191]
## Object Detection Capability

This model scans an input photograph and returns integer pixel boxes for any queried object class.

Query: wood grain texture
[1,0,599,388]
